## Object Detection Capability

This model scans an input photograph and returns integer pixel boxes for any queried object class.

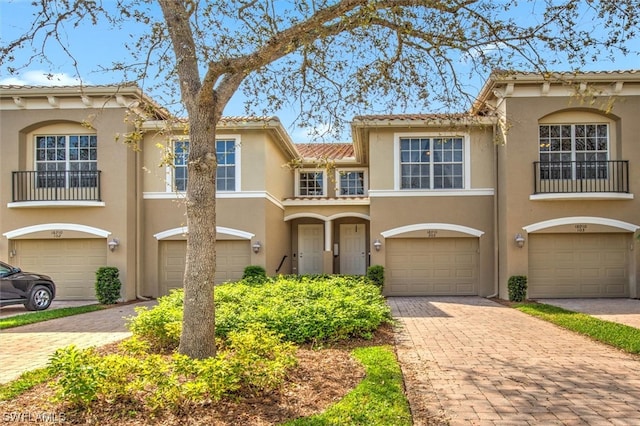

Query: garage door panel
[386,238,478,296]
[529,233,629,298]
[159,240,251,295]
[15,239,106,300]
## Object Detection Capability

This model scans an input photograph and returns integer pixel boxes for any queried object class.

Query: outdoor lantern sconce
[514,233,525,248]
[373,239,382,251]
[252,241,262,254]
[108,238,120,252]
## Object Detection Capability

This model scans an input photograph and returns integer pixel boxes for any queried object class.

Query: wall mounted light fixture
[252,241,262,254]
[108,238,120,252]
[514,233,525,248]
[373,239,382,251]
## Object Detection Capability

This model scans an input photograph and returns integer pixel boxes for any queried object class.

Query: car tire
[25,285,53,311]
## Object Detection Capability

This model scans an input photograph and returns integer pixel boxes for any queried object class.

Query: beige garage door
[159,240,251,294]
[385,238,478,296]
[14,239,106,300]
[529,233,629,298]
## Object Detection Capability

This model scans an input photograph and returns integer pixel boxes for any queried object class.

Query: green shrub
[95,266,122,305]
[128,275,391,348]
[242,265,268,283]
[366,265,384,290]
[48,327,297,412]
[126,290,183,351]
[49,346,106,407]
[508,275,528,302]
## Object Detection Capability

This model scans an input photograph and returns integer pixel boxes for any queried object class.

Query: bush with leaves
[366,265,384,290]
[127,290,183,352]
[94,267,121,305]
[48,325,296,412]
[128,275,391,349]
[242,265,268,284]
[508,275,528,302]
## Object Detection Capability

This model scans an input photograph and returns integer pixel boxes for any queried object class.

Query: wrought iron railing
[12,170,102,202]
[533,161,629,194]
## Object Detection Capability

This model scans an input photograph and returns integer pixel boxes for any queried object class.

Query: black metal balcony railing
[534,160,629,194]
[12,170,102,202]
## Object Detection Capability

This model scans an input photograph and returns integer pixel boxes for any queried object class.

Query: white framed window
[169,135,241,192]
[35,134,98,188]
[394,133,468,190]
[336,169,368,196]
[297,170,326,196]
[539,124,609,179]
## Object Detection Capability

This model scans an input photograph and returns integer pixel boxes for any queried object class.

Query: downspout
[487,123,500,299]
[135,143,150,301]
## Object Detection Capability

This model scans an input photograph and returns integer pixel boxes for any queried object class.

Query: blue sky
[1,0,639,142]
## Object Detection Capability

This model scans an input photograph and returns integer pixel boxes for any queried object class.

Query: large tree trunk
[178,100,218,359]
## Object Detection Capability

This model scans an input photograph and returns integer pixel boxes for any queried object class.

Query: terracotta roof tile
[352,113,471,121]
[296,143,354,159]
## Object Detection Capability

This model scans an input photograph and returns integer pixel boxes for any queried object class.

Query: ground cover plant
[516,302,640,354]
[0,275,402,425]
[0,304,105,330]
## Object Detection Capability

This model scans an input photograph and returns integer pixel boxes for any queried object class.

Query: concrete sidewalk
[389,297,640,425]
[541,298,640,329]
[0,300,156,384]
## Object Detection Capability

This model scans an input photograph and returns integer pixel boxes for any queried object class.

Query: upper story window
[539,124,609,179]
[399,136,464,189]
[35,134,98,188]
[298,170,325,196]
[171,137,239,192]
[338,170,367,196]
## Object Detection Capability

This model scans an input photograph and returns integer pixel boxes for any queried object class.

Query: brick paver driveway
[389,297,640,425]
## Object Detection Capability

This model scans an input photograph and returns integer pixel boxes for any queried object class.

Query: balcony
[12,170,102,202]
[534,161,629,194]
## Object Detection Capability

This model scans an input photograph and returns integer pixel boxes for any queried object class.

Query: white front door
[298,224,324,274]
[340,224,366,275]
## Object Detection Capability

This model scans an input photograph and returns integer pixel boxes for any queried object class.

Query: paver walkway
[542,298,640,329]
[0,301,156,384]
[389,297,640,425]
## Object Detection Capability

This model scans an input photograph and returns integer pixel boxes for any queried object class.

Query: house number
[575,224,588,232]
[427,230,438,238]
[51,230,63,238]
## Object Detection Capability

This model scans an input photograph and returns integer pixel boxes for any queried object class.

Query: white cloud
[0,70,86,86]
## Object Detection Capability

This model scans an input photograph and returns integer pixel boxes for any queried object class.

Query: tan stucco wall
[0,107,139,300]
[369,195,495,296]
[367,126,495,191]
[497,94,640,298]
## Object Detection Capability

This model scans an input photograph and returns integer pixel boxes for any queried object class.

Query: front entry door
[340,224,366,275]
[298,224,323,274]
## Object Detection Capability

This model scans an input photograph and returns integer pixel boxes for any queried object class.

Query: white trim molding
[381,223,485,238]
[3,223,111,239]
[7,201,106,208]
[530,193,634,201]
[523,216,640,233]
[369,189,494,197]
[153,226,254,240]
[284,212,371,222]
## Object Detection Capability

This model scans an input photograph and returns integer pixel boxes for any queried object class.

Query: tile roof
[295,143,354,159]
[352,113,470,121]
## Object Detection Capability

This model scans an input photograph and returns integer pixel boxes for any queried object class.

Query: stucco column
[323,219,334,273]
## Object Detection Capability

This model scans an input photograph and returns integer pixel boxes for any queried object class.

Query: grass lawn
[515,302,640,354]
[0,304,106,330]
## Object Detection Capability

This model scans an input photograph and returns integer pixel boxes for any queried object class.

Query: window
[172,138,238,191]
[298,171,324,196]
[338,170,366,196]
[539,124,609,179]
[35,134,98,188]
[400,137,463,189]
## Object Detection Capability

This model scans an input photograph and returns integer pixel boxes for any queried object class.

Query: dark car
[0,261,56,311]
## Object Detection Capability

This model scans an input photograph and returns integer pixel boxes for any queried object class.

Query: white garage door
[529,233,629,298]
[159,240,251,294]
[14,239,106,300]
[386,238,478,296]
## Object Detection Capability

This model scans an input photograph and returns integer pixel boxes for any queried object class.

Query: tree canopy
[2,0,639,358]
